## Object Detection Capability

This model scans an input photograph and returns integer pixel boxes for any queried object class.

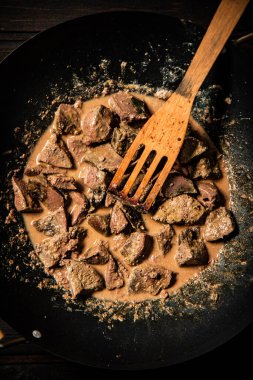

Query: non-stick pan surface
[0,12,252,369]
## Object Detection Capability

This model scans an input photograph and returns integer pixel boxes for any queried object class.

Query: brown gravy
[23,94,230,302]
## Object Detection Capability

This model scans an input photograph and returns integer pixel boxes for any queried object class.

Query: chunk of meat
[35,226,85,268]
[153,194,205,225]
[111,124,139,156]
[105,255,124,290]
[43,186,65,211]
[172,160,189,176]
[105,192,116,207]
[155,225,175,255]
[27,175,65,212]
[37,134,72,169]
[86,188,106,210]
[189,157,221,179]
[162,174,197,198]
[27,177,47,202]
[175,227,208,266]
[52,103,81,135]
[47,174,76,190]
[24,164,67,176]
[67,136,87,164]
[88,214,110,236]
[69,191,89,226]
[128,266,173,295]
[81,143,122,172]
[66,261,104,298]
[120,232,152,266]
[110,202,129,234]
[32,206,67,236]
[51,266,70,291]
[197,181,220,210]
[108,91,149,124]
[120,204,146,231]
[179,137,207,164]
[117,259,130,278]
[12,177,41,212]
[81,105,115,145]
[204,207,235,241]
[81,240,110,265]
[111,233,128,253]
[79,161,108,190]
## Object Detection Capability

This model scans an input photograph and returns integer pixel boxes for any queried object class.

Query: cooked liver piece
[179,137,207,164]
[66,261,104,298]
[110,202,129,234]
[128,266,173,295]
[67,136,87,164]
[12,177,41,212]
[38,135,72,169]
[197,181,220,210]
[153,194,205,225]
[86,188,106,210]
[81,240,110,265]
[69,191,89,226]
[35,226,85,268]
[189,157,221,179]
[162,174,196,198]
[25,164,67,176]
[51,266,70,291]
[108,91,149,124]
[81,143,122,172]
[120,232,152,266]
[27,177,47,202]
[105,192,116,207]
[52,103,81,135]
[111,124,139,155]
[43,186,65,211]
[47,174,77,190]
[88,214,110,236]
[175,227,208,266]
[32,206,67,236]
[155,225,175,255]
[105,255,124,290]
[117,258,130,278]
[120,204,146,231]
[111,233,128,253]
[81,105,115,145]
[204,207,235,241]
[79,161,108,190]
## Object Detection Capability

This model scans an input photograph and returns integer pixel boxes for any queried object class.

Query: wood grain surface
[0,1,252,378]
[1,0,252,62]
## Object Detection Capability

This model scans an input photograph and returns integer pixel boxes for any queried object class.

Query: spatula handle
[177,0,249,99]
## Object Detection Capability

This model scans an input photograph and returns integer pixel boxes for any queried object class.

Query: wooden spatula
[109,0,249,212]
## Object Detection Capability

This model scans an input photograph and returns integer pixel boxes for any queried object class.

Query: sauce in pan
[21,94,231,302]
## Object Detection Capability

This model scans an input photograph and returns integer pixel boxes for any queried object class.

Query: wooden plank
[0,32,34,41]
[0,363,100,380]
[0,32,35,60]
[0,40,27,61]
[0,0,219,32]
[0,354,63,364]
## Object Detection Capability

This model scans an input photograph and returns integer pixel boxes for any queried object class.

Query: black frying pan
[0,11,253,370]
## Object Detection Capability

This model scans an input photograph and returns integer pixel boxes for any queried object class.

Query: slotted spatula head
[109,92,192,212]
[109,0,249,212]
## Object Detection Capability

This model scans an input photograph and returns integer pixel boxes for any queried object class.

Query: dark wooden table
[0,1,253,378]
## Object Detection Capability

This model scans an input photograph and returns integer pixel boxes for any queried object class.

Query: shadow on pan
[0,12,252,369]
